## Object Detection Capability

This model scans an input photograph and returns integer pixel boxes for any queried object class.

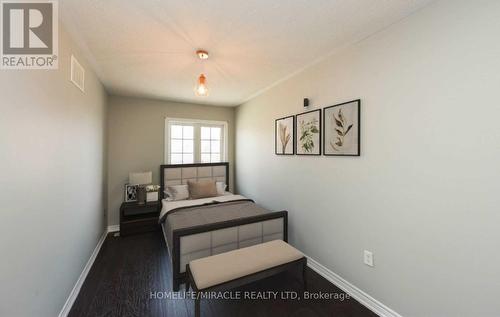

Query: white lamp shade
[129,171,152,185]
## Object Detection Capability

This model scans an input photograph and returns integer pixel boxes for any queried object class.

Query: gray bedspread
[163,200,270,250]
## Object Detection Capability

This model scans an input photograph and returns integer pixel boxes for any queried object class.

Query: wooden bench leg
[173,278,181,292]
[186,264,200,317]
[195,296,200,317]
[302,258,308,291]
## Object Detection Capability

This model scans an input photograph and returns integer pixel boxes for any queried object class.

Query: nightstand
[120,201,161,236]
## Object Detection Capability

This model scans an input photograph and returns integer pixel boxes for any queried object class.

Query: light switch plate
[364,250,374,267]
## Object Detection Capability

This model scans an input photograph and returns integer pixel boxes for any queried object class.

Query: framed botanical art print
[295,109,321,155]
[275,115,295,155]
[323,99,360,156]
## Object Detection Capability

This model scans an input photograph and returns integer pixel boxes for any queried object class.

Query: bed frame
[160,163,288,291]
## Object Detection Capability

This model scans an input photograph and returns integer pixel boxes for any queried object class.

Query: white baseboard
[305,255,402,317]
[58,229,109,317]
[107,224,120,232]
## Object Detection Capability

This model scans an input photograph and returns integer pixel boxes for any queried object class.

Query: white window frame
[164,117,229,164]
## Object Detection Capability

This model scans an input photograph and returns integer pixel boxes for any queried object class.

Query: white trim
[58,229,108,317]
[165,117,229,126]
[305,255,402,317]
[107,224,120,232]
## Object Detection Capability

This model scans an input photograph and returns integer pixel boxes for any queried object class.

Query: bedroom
[1,0,499,316]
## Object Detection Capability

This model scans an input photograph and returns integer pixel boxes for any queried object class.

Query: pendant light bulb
[195,73,209,96]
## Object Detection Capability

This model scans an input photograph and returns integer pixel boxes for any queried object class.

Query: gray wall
[107,96,235,226]
[235,1,500,316]
[0,25,107,316]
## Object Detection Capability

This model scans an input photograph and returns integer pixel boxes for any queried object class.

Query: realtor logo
[1,0,58,69]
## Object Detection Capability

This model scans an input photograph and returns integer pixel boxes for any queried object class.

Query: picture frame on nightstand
[124,184,138,202]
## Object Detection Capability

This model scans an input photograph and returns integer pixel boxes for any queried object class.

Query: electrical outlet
[364,250,374,267]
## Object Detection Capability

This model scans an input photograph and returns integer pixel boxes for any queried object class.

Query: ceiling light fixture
[196,50,209,60]
[195,74,209,96]
[195,50,209,96]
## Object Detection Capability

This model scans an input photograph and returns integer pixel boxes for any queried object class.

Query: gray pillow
[166,184,189,201]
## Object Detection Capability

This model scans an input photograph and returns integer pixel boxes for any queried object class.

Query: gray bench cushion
[189,240,303,290]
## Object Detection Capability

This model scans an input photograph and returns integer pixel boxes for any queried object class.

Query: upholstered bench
[186,240,307,317]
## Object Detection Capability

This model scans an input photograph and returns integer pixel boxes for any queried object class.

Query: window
[201,126,221,163]
[169,124,194,164]
[165,118,227,164]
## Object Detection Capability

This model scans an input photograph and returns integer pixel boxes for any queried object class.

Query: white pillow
[216,182,227,196]
[165,185,189,201]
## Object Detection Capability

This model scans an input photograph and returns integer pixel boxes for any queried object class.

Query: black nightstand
[120,201,161,236]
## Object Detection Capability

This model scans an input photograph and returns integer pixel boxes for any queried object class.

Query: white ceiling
[60,0,434,106]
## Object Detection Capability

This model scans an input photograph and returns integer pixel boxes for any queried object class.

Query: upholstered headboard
[160,163,229,199]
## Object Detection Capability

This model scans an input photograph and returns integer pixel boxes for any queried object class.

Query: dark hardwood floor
[69,231,377,317]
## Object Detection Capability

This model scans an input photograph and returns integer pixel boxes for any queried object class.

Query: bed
[159,162,288,291]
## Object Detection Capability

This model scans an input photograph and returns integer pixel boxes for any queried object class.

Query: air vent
[70,55,85,92]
